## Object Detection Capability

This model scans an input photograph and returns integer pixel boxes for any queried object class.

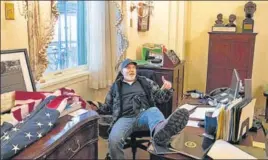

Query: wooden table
[148,97,266,160]
[13,110,100,159]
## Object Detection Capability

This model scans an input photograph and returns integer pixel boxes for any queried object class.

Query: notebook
[169,131,214,159]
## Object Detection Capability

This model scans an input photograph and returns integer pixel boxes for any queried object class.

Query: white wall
[126,1,186,60]
[1,1,29,50]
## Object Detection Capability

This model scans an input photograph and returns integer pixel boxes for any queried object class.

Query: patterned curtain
[113,1,129,72]
[27,1,59,81]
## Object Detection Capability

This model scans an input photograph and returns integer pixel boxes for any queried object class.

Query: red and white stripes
[2,88,87,126]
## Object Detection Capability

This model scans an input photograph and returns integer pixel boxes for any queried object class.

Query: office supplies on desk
[141,43,164,67]
[198,121,205,127]
[208,69,241,106]
[133,59,149,66]
[252,140,265,149]
[204,111,217,138]
[163,50,181,68]
[215,98,256,143]
[186,120,200,128]
[189,107,216,120]
[244,79,252,99]
[207,140,256,159]
[180,104,197,111]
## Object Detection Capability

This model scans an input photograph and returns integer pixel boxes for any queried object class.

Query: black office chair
[122,130,151,160]
[100,114,151,160]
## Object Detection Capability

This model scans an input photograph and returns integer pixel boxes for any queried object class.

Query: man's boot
[153,108,189,146]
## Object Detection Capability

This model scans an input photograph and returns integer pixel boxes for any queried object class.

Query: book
[170,131,213,159]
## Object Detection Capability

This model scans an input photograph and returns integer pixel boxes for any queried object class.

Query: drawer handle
[68,139,80,153]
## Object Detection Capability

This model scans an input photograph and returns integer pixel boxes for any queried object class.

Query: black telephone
[209,87,228,97]
[145,50,163,64]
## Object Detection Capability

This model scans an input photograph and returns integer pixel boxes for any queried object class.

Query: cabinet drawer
[46,121,98,159]
[72,140,98,159]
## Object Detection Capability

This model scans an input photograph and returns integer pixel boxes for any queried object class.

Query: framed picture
[1,49,36,94]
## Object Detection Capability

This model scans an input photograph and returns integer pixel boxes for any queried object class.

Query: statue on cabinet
[225,14,237,27]
[214,13,224,26]
[242,1,257,32]
[244,1,257,18]
[212,13,236,32]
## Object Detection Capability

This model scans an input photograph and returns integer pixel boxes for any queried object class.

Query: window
[46,1,87,73]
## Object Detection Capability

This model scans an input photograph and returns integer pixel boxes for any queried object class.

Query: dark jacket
[97,75,173,133]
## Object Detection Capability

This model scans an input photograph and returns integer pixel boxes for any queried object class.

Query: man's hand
[160,76,172,90]
[87,101,99,111]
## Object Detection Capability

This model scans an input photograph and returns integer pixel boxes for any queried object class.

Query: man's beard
[124,74,136,82]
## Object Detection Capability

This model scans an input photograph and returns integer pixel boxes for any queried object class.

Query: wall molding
[167,1,187,60]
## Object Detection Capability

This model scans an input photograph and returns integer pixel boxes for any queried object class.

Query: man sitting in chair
[89,59,189,159]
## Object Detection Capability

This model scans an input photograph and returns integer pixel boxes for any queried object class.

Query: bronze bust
[244,1,257,18]
[214,13,224,26]
[242,1,257,32]
[225,14,236,27]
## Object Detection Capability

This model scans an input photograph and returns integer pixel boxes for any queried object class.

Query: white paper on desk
[207,140,256,159]
[186,120,200,127]
[189,107,216,120]
[179,104,197,111]
[68,108,88,117]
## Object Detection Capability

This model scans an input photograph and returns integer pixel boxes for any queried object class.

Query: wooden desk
[149,98,266,160]
[13,110,100,159]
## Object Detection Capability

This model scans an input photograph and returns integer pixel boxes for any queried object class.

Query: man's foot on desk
[153,108,189,146]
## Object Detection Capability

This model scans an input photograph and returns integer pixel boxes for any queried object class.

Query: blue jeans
[108,107,165,159]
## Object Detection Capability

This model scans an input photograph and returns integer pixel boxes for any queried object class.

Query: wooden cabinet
[206,32,257,93]
[138,62,185,118]
[13,110,99,160]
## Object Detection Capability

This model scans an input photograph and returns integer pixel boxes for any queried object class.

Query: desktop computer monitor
[230,69,240,100]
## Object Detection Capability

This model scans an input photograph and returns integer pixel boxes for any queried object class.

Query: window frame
[45,1,87,75]
[42,64,88,82]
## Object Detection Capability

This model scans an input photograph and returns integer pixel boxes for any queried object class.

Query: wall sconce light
[129,1,154,31]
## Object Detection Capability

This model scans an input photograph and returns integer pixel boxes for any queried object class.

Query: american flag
[1,88,87,160]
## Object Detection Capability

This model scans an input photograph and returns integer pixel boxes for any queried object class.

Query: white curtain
[86,1,113,89]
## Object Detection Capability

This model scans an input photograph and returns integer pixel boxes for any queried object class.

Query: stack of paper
[186,120,200,128]
[189,107,216,120]
[179,104,197,111]
[207,140,256,159]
